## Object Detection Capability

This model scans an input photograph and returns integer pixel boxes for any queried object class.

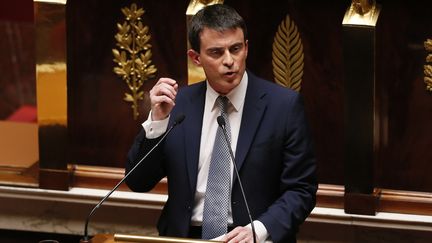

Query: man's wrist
[142,110,170,139]
[246,220,269,243]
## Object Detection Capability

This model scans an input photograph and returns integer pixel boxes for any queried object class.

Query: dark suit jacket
[125,71,317,243]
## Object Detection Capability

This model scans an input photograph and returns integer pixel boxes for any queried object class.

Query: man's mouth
[224,71,237,77]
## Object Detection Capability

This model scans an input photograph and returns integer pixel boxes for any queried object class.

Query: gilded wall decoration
[272,15,304,92]
[112,3,157,120]
[343,0,380,26]
[424,39,432,92]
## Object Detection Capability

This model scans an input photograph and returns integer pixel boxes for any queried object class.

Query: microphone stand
[217,116,257,243]
[81,114,185,242]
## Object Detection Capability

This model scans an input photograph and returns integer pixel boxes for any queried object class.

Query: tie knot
[217,96,229,114]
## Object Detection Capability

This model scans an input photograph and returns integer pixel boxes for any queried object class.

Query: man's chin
[222,74,240,83]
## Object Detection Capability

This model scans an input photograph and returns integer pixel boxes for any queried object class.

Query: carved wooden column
[342,1,381,215]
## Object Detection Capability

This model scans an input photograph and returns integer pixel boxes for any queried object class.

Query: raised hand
[149,77,178,121]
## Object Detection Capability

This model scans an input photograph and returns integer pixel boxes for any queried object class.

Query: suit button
[232,201,237,205]
[187,206,192,211]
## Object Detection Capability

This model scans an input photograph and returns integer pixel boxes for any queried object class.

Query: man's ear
[187,49,201,66]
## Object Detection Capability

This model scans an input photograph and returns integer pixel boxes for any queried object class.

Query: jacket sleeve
[125,129,167,192]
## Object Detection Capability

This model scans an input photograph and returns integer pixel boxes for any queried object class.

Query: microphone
[217,116,257,243]
[81,113,185,242]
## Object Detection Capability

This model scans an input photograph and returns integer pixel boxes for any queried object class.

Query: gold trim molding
[342,0,381,27]
[33,0,66,4]
[113,3,157,120]
[186,0,224,15]
[424,39,432,92]
[272,15,304,92]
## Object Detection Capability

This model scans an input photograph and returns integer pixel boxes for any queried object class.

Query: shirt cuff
[246,220,270,243]
[142,111,169,139]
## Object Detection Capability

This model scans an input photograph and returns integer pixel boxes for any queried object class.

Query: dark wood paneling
[0,0,34,22]
[316,184,344,209]
[66,0,189,168]
[0,0,35,120]
[70,164,166,194]
[379,189,432,215]
[375,1,432,192]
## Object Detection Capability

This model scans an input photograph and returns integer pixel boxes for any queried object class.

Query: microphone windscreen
[217,116,225,127]
[174,113,185,125]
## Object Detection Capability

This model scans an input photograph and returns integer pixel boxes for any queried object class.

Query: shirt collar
[206,72,248,112]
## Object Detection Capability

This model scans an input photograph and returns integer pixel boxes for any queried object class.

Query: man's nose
[222,51,234,67]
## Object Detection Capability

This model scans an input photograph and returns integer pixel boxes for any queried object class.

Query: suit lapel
[182,74,267,191]
[235,72,267,173]
[184,83,206,194]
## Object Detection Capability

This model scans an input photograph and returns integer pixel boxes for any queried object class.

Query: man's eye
[209,50,222,57]
[230,45,242,53]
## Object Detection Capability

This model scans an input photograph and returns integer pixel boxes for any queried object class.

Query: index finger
[156,77,177,87]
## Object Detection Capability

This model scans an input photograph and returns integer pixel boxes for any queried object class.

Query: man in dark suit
[125,4,317,243]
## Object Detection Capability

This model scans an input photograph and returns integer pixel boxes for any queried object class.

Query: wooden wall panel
[0,0,35,120]
[66,0,189,168]
[375,1,432,193]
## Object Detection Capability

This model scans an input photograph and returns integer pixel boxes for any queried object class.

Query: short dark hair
[188,4,248,52]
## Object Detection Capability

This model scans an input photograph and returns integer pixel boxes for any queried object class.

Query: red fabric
[7,105,37,122]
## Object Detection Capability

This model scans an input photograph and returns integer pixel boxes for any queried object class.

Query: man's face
[188,27,248,95]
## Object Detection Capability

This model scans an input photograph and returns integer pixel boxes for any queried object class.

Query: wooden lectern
[89,234,223,243]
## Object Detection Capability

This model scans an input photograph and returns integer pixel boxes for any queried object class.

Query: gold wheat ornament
[113,3,157,120]
[424,39,432,92]
[272,15,304,92]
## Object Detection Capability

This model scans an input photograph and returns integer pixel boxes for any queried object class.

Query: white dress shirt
[142,72,269,242]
